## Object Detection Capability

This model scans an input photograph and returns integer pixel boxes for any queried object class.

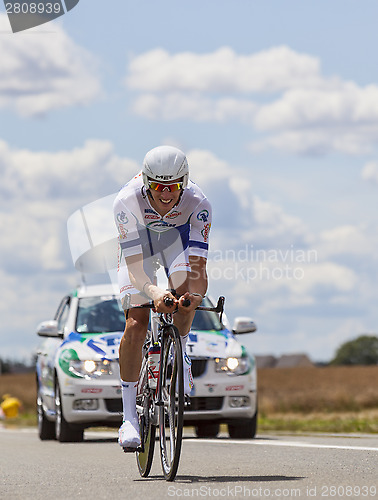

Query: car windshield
[191,297,223,331]
[75,295,223,334]
[76,296,125,333]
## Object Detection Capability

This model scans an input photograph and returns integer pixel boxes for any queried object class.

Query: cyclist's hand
[153,289,178,313]
[177,292,201,314]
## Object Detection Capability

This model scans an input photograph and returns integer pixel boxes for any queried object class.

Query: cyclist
[113,145,212,449]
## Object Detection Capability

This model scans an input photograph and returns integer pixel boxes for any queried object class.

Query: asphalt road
[0,427,377,500]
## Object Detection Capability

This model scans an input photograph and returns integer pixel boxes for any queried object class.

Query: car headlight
[69,359,112,379]
[214,356,251,376]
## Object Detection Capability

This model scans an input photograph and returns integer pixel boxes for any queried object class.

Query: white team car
[36,284,258,442]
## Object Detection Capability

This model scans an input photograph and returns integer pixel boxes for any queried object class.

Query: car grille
[106,395,224,413]
[191,359,207,378]
[186,397,223,412]
[105,399,122,413]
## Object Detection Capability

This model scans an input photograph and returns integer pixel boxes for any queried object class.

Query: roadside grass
[258,410,378,434]
[1,366,378,434]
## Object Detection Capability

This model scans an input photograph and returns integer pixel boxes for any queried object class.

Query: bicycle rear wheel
[136,358,156,477]
[158,325,184,481]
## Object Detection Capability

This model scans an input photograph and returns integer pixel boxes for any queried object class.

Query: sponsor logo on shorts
[174,262,190,268]
[226,385,244,391]
[81,388,102,394]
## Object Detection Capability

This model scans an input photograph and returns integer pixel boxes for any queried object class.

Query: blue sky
[1,0,378,362]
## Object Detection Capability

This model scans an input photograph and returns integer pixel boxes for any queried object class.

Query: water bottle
[148,343,160,389]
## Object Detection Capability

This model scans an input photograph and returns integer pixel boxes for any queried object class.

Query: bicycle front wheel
[158,325,184,481]
[136,356,156,477]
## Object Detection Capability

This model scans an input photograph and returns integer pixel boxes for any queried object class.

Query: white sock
[121,380,138,423]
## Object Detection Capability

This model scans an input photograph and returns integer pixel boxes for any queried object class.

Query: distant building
[255,355,277,369]
[255,353,313,368]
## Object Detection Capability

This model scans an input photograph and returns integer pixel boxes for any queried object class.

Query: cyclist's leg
[118,306,150,448]
[167,273,195,395]
[118,263,150,448]
[161,244,195,394]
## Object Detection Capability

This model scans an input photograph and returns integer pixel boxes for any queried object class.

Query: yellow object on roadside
[1,394,22,418]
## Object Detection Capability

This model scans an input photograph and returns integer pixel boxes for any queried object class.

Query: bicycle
[129,287,225,481]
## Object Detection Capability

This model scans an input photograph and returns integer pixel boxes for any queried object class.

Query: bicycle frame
[134,294,225,481]
[132,259,225,480]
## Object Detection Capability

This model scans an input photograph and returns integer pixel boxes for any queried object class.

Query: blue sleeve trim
[189,241,208,250]
[120,239,141,250]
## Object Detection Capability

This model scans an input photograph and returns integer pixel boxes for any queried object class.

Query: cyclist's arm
[188,255,208,298]
[175,255,208,312]
[125,254,176,311]
[187,197,211,301]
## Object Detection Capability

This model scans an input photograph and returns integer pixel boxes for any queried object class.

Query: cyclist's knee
[123,311,148,342]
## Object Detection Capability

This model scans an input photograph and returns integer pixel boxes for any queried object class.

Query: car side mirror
[37,320,63,338]
[232,317,257,334]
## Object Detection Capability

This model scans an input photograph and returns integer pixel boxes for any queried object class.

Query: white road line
[185,439,378,452]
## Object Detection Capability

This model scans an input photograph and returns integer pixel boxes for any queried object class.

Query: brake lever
[164,296,175,308]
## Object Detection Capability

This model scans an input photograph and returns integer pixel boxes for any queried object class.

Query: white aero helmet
[142,145,189,189]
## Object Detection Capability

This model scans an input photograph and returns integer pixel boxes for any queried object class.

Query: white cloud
[0,140,139,276]
[250,84,378,154]
[186,149,310,247]
[362,161,378,184]
[187,149,237,183]
[0,14,102,116]
[126,45,378,155]
[0,268,77,359]
[318,224,375,257]
[249,127,378,155]
[132,93,257,123]
[253,84,378,131]
[0,139,138,200]
[126,46,321,93]
[248,196,309,246]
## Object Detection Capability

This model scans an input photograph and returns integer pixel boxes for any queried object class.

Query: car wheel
[37,387,56,440]
[228,410,258,439]
[194,422,220,438]
[55,381,84,443]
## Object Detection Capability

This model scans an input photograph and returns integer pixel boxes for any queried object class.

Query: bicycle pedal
[122,446,140,453]
[184,395,191,407]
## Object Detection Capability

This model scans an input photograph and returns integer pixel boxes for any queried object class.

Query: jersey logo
[201,223,211,242]
[166,210,181,219]
[146,220,176,232]
[197,209,209,223]
[145,214,160,220]
[116,211,128,224]
[118,225,128,239]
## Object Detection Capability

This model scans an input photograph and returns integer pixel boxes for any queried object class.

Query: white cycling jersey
[113,172,211,298]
